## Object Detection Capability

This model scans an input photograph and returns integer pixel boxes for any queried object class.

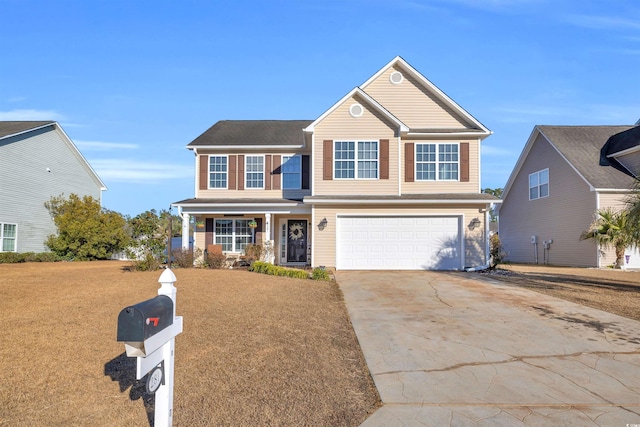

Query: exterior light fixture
[318,217,328,231]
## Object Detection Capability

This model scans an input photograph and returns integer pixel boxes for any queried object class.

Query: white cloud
[90,159,193,183]
[567,15,640,31]
[75,140,139,151]
[492,103,640,124]
[0,109,66,121]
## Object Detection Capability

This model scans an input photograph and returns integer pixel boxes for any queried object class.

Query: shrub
[129,253,163,271]
[489,233,506,269]
[249,261,309,279]
[243,244,263,265]
[205,252,227,269]
[0,252,65,263]
[171,248,196,268]
[311,267,331,281]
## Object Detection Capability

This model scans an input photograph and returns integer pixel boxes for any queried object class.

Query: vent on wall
[349,103,364,118]
[389,71,403,84]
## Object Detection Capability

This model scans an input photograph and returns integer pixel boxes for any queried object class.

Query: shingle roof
[600,125,640,177]
[0,121,54,139]
[188,120,313,148]
[537,125,637,189]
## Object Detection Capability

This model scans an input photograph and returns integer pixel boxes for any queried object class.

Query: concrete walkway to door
[336,271,640,426]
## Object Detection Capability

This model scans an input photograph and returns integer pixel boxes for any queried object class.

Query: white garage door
[336,216,462,270]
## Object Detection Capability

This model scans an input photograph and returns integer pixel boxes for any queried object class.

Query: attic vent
[349,103,364,118]
[390,71,403,84]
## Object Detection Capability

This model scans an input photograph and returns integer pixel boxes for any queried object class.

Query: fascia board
[361,56,492,136]
[55,123,108,191]
[405,131,489,138]
[0,122,55,141]
[606,144,640,158]
[191,145,303,153]
[303,87,408,133]
[305,198,501,205]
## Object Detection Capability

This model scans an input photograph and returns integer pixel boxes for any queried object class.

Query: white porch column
[181,213,190,250]
[264,213,275,264]
[264,213,271,240]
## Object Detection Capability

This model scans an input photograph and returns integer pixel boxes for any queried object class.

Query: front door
[286,220,307,263]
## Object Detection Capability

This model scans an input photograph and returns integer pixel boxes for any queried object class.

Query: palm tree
[580,208,632,269]
[625,179,640,247]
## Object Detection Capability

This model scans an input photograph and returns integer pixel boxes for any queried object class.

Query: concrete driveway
[336,270,640,426]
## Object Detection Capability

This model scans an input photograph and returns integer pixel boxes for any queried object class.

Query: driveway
[337,270,640,426]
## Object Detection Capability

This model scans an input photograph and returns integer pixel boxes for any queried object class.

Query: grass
[0,261,379,426]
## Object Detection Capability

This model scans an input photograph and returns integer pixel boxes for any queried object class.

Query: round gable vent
[390,71,403,84]
[349,103,364,118]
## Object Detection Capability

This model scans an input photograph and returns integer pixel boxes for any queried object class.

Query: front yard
[0,261,379,426]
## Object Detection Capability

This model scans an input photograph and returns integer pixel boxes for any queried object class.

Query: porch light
[468,217,481,230]
[318,217,328,231]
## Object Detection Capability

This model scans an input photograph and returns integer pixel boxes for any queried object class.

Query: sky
[1,0,639,217]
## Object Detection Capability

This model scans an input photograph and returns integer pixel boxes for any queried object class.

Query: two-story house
[173,57,499,270]
[0,121,106,253]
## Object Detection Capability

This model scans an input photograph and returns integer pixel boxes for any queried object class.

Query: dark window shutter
[302,155,310,189]
[380,139,389,180]
[265,155,272,190]
[272,155,281,190]
[199,155,208,190]
[205,218,214,246]
[323,140,333,180]
[460,142,469,182]
[238,155,245,190]
[228,155,237,190]
[405,143,414,182]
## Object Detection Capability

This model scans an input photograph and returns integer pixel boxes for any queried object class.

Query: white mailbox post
[117,268,183,427]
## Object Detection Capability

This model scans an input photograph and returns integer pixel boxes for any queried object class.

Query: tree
[45,194,129,260]
[127,210,168,270]
[482,188,503,198]
[625,179,640,248]
[158,209,182,237]
[580,208,633,269]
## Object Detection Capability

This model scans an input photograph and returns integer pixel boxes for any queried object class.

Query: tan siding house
[499,125,639,268]
[174,57,499,270]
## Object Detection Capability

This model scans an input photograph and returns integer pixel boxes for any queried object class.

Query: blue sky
[2,0,639,217]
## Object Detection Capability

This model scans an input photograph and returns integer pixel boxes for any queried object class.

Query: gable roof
[0,121,55,139]
[360,56,492,137]
[303,87,409,133]
[188,120,313,150]
[0,121,107,191]
[503,125,636,199]
[600,125,640,177]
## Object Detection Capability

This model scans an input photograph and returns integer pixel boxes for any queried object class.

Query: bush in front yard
[171,248,196,268]
[311,267,331,281]
[0,252,66,263]
[249,261,309,279]
[204,252,227,269]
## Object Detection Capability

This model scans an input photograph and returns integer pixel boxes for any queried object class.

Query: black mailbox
[117,295,174,342]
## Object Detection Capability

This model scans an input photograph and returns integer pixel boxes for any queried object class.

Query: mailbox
[117,295,174,357]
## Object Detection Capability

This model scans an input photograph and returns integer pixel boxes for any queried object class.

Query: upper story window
[529,169,549,200]
[1,223,17,252]
[208,155,227,189]
[246,155,264,189]
[282,155,301,189]
[416,143,459,181]
[334,140,378,179]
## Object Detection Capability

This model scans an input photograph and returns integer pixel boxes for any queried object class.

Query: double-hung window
[282,155,301,189]
[529,169,549,200]
[208,156,227,189]
[214,219,253,252]
[1,223,17,252]
[334,140,378,179]
[246,156,264,189]
[416,143,459,181]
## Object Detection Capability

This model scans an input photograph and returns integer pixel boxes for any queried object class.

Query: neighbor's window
[208,156,227,189]
[416,143,458,181]
[245,156,264,189]
[529,169,549,200]
[1,223,17,252]
[214,219,253,252]
[334,140,378,179]
[282,155,301,189]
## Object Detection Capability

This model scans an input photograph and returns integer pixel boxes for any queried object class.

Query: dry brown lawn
[472,263,640,322]
[0,261,379,426]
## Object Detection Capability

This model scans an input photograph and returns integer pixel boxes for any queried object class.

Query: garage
[336,216,462,270]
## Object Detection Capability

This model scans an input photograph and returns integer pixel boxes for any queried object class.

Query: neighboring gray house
[0,121,106,253]
[499,125,639,268]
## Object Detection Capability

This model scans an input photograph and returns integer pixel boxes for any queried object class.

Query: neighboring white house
[0,121,106,253]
